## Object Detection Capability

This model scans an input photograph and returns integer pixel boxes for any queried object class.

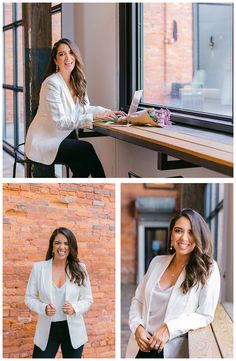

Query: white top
[25,72,109,165]
[148,282,174,335]
[51,282,67,322]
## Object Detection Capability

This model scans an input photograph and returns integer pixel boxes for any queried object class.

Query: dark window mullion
[13,4,19,146]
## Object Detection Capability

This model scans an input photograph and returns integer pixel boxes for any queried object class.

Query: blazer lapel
[56,72,76,108]
[65,271,71,301]
[42,259,53,303]
[145,255,175,325]
[164,267,186,318]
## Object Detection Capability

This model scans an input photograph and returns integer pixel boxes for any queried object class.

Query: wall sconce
[172,20,178,42]
[209,35,215,49]
[164,20,178,44]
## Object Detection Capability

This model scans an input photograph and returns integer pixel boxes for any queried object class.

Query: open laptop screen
[128,90,143,115]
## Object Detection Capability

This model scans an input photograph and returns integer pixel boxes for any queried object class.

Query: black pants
[54,131,106,178]
[136,349,164,358]
[32,321,84,358]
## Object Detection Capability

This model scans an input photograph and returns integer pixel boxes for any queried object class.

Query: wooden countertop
[93,123,233,176]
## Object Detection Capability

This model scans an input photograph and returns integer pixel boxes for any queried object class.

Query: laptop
[128,90,143,115]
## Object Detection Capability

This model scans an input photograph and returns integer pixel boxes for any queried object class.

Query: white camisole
[51,282,67,322]
[148,281,174,335]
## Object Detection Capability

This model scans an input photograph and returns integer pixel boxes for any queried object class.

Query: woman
[25,227,93,358]
[126,208,221,358]
[25,38,124,178]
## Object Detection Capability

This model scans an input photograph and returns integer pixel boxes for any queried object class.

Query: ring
[155,344,160,350]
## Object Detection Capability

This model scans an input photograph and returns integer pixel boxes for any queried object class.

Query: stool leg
[66,165,70,178]
[13,161,17,178]
[29,163,32,178]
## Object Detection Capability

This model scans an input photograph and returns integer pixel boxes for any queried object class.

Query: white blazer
[126,255,220,358]
[25,259,93,351]
[25,72,109,165]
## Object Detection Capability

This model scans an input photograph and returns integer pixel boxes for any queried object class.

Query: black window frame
[3,3,23,151]
[119,3,233,135]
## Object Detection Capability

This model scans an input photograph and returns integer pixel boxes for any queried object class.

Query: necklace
[169,261,187,278]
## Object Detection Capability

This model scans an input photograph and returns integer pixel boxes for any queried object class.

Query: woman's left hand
[148,324,170,353]
[62,301,75,316]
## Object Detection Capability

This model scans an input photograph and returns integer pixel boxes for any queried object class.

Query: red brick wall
[3,183,115,358]
[143,3,193,104]
[121,184,180,284]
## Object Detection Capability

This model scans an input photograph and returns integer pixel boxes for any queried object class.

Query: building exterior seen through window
[2,3,61,151]
[142,3,232,117]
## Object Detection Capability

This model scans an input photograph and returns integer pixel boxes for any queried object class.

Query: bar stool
[13,142,70,178]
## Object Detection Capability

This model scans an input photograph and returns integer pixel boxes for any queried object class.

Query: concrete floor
[121,284,136,358]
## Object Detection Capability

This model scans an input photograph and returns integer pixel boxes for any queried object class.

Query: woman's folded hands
[135,324,170,353]
[148,324,170,353]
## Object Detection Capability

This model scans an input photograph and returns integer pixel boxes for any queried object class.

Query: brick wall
[3,183,115,358]
[143,3,193,104]
[121,184,180,284]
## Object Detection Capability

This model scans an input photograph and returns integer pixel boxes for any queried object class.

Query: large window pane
[142,3,232,117]
[16,2,22,20]
[4,30,14,84]
[219,184,224,203]
[17,26,23,86]
[52,11,61,45]
[18,92,24,144]
[3,3,12,25]
[4,89,14,144]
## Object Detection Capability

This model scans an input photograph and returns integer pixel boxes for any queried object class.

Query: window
[204,183,224,261]
[2,3,61,154]
[51,3,62,45]
[119,3,233,132]
[3,3,24,149]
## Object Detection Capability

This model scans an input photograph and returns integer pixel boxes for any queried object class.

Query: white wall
[62,3,119,110]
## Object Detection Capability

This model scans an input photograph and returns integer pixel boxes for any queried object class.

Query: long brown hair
[44,38,87,105]
[46,227,86,286]
[169,208,213,294]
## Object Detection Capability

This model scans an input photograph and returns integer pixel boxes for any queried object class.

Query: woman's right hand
[135,325,151,352]
[45,303,56,316]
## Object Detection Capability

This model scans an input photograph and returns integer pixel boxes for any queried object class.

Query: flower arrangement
[148,108,172,126]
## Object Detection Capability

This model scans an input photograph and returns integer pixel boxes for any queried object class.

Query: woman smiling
[126,208,220,358]
[25,227,93,358]
[25,38,124,178]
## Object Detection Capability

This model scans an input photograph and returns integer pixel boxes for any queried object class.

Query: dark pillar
[180,184,205,215]
[23,3,55,177]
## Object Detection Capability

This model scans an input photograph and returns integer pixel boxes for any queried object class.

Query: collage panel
[2,183,115,358]
[121,183,233,358]
[2,2,233,179]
